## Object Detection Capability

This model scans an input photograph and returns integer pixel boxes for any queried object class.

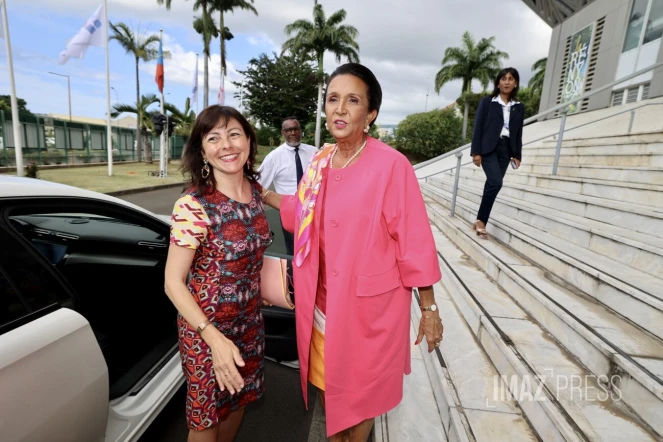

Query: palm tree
[528,57,547,96]
[434,31,508,142]
[209,0,257,103]
[282,3,360,148]
[193,10,218,109]
[165,97,197,137]
[112,94,160,163]
[109,22,167,163]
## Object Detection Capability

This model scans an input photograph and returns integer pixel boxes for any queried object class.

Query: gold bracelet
[262,189,272,200]
[196,319,212,335]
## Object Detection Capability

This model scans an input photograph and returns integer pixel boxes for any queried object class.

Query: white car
[0,176,297,442]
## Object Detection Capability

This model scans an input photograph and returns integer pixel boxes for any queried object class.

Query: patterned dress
[169,181,272,431]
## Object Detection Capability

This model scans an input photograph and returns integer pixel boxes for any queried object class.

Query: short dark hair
[281,116,300,129]
[181,105,260,195]
[324,63,382,127]
[491,67,520,101]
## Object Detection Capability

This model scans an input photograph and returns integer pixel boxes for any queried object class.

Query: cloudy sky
[0,0,552,126]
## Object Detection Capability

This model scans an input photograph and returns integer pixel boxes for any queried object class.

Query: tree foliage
[434,31,508,96]
[0,96,35,118]
[282,2,360,147]
[233,52,318,130]
[528,57,547,95]
[394,110,463,159]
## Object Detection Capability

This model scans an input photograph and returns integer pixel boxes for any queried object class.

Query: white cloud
[139,33,242,99]
[12,0,553,123]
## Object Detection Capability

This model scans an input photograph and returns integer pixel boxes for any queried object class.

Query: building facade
[524,0,663,115]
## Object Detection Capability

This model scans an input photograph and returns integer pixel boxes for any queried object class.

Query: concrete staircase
[415,124,663,441]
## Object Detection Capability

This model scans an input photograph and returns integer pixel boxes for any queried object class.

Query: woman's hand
[261,189,283,210]
[415,311,444,353]
[472,155,482,167]
[201,327,246,395]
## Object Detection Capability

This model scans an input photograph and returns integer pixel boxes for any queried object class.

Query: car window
[0,224,71,314]
[0,265,29,327]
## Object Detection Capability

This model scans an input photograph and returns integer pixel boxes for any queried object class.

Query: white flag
[58,4,106,64]
[191,56,198,104]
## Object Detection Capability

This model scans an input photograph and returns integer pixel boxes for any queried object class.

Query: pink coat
[280,137,441,436]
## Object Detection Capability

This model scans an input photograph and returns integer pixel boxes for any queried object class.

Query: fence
[0,111,186,167]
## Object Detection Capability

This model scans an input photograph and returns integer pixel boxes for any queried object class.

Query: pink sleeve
[280,195,297,234]
[383,156,441,288]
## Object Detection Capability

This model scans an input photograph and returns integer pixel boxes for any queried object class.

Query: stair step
[514,164,663,186]
[430,170,663,237]
[525,143,663,157]
[525,153,663,168]
[427,203,663,437]
[461,166,663,208]
[422,183,663,343]
[432,222,660,441]
[408,282,537,441]
[538,133,663,148]
[428,175,663,278]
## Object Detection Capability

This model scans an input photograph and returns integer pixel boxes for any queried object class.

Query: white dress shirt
[258,142,317,195]
[492,95,519,138]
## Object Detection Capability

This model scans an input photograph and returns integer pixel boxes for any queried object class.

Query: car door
[0,217,108,442]
[1,196,184,442]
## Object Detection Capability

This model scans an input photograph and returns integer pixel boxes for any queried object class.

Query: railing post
[628,109,636,134]
[552,106,568,176]
[450,151,463,217]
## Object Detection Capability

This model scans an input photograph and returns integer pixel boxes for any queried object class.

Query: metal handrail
[414,61,663,172]
[414,60,663,217]
[418,101,663,180]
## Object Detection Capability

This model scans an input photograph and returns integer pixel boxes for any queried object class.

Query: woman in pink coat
[262,63,444,441]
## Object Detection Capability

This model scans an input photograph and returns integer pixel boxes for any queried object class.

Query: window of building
[623,0,663,51]
[624,0,650,52]
[610,82,651,105]
[644,0,663,43]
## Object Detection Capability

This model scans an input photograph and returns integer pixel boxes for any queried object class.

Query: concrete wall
[539,0,663,115]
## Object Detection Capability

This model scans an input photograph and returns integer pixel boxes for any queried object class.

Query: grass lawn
[2,162,186,194]
[3,145,277,194]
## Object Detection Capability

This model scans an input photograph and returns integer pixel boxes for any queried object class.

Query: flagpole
[103,0,112,176]
[1,0,24,177]
[159,29,166,178]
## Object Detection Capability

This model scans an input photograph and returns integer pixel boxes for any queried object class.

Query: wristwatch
[420,303,438,312]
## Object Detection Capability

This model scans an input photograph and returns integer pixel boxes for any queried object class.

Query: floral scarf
[293,143,336,267]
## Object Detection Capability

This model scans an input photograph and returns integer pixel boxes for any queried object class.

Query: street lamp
[48,72,71,122]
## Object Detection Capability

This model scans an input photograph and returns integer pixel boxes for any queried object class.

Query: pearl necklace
[330,139,367,169]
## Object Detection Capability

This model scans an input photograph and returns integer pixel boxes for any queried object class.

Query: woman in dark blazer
[470,67,524,239]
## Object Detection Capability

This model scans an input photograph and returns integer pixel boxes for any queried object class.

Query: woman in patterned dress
[165,106,272,442]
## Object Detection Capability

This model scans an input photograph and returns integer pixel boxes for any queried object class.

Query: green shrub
[26,161,39,178]
[394,109,463,159]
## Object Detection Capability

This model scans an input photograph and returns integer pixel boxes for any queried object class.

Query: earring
[202,158,210,179]
[363,125,369,134]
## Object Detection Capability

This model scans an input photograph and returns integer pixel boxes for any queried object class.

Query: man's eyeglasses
[282,127,301,134]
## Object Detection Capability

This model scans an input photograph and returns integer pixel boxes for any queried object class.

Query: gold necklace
[330,139,367,169]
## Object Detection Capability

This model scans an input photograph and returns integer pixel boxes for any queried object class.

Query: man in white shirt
[258,117,316,256]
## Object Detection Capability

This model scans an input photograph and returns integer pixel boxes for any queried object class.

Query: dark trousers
[282,226,296,302]
[282,226,295,257]
[477,138,512,225]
